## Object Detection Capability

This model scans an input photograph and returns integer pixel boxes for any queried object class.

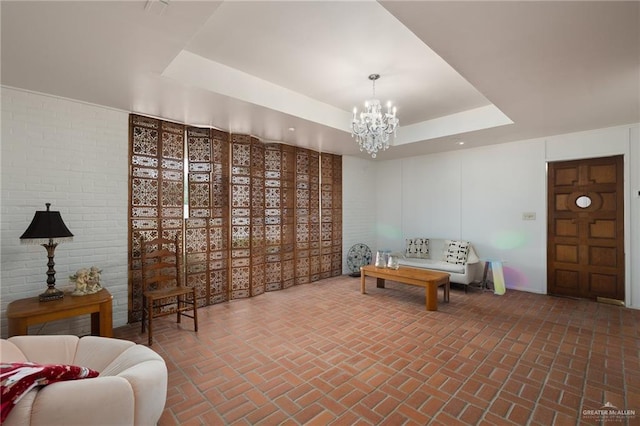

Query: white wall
[342,156,377,274]
[375,159,403,252]
[1,87,129,337]
[371,141,547,291]
[461,139,547,293]
[402,152,463,240]
[346,124,639,308]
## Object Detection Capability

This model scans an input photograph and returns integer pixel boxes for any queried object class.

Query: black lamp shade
[20,203,73,243]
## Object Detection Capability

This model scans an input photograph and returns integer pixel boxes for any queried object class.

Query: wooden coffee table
[360,265,450,311]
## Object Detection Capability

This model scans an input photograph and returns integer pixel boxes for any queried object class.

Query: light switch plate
[522,212,536,220]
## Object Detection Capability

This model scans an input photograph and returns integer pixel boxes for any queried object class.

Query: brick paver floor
[114,275,640,425]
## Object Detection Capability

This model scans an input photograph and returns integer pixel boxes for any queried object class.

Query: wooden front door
[547,155,624,301]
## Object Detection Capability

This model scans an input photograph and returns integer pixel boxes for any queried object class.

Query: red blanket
[0,362,99,423]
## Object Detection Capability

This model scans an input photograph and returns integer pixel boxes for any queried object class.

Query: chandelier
[351,74,399,158]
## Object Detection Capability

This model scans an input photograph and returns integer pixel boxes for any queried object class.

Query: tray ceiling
[1,1,638,159]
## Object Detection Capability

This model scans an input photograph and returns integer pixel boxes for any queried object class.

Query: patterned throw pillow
[445,240,470,264]
[405,238,429,259]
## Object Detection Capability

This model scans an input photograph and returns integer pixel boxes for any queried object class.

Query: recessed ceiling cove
[163,1,512,145]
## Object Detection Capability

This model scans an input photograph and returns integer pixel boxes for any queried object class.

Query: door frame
[545,151,632,306]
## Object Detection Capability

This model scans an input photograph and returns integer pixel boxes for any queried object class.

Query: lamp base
[39,287,64,302]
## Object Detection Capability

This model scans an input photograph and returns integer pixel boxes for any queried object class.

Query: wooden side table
[6,288,113,337]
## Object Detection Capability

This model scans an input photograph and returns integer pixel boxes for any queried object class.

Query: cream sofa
[0,335,167,426]
[397,238,481,286]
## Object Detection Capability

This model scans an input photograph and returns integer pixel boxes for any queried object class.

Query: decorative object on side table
[70,266,103,296]
[386,254,400,270]
[346,243,372,277]
[375,249,391,268]
[19,203,74,302]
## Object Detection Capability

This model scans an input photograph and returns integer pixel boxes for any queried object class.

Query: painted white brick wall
[342,156,377,274]
[1,87,129,337]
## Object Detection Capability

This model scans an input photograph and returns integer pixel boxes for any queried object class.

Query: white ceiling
[1,1,638,160]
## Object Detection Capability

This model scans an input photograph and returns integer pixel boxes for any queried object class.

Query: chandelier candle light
[351,74,399,158]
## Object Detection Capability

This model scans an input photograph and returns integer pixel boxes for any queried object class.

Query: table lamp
[20,203,74,301]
